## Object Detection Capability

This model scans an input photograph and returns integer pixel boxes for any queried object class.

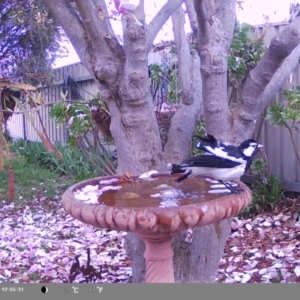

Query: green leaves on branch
[49,92,116,176]
[228,22,265,95]
[49,93,94,147]
[48,101,67,124]
[266,87,300,129]
[266,102,285,126]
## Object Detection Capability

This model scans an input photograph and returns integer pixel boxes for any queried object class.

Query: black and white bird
[195,133,261,173]
[168,134,263,193]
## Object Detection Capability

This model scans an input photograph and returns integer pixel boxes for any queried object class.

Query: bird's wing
[195,133,218,144]
[195,135,243,160]
[195,134,220,153]
[199,144,246,162]
[182,155,243,169]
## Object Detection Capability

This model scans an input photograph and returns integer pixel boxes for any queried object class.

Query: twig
[77,138,114,176]
[0,100,98,114]
[80,133,116,175]
[284,121,300,166]
[145,0,184,52]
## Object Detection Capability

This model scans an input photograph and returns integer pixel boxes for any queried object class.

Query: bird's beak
[257,144,263,149]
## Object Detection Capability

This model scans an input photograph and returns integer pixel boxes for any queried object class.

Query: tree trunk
[123,233,146,282]
[193,0,236,140]
[172,218,232,282]
[164,5,203,162]
[106,14,165,174]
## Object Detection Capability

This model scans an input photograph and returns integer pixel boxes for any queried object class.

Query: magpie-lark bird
[168,134,263,194]
[195,133,261,173]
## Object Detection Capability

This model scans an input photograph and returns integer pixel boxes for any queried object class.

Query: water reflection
[98,176,229,208]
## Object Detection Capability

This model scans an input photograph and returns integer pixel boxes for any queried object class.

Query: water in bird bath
[96,175,229,208]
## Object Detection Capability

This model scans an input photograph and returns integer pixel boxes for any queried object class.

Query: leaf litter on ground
[0,193,299,283]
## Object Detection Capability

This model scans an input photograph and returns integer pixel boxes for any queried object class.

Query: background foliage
[0,0,66,83]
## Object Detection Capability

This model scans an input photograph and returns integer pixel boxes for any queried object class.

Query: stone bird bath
[62,173,252,283]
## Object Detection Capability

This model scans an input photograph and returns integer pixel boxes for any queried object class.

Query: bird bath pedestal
[62,174,252,283]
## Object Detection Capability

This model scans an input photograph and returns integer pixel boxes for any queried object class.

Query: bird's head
[238,139,263,157]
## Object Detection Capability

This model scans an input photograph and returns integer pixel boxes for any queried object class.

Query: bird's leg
[219,180,244,194]
[227,181,245,193]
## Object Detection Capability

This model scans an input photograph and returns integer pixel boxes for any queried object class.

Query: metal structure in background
[7,21,300,184]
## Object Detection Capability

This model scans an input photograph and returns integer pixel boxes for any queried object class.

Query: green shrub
[9,140,99,180]
[242,159,284,215]
[10,139,48,166]
[44,144,98,180]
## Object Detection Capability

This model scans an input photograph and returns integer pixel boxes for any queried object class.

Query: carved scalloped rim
[62,175,252,235]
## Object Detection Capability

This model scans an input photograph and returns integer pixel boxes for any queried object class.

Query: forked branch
[145,0,184,52]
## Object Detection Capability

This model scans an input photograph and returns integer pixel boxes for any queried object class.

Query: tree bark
[45,0,167,174]
[231,18,300,142]
[108,13,166,174]
[123,233,146,283]
[259,44,300,111]
[172,218,232,282]
[164,5,203,163]
[184,0,198,34]
[145,0,184,53]
[193,0,236,140]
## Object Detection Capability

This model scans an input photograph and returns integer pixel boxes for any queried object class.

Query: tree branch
[193,0,209,45]
[214,0,236,42]
[284,121,300,166]
[75,0,117,54]
[135,0,145,23]
[231,18,300,140]
[44,0,90,67]
[193,0,236,140]
[172,6,193,105]
[145,0,184,52]
[259,44,300,113]
[164,6,203,163]
[184,0,198,34]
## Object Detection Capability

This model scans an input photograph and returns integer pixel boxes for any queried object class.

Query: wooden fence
[7,21,300,186]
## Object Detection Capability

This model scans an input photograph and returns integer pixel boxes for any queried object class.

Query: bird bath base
[62,174,252,283]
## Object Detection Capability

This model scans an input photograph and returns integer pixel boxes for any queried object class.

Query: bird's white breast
[184,163,246,182]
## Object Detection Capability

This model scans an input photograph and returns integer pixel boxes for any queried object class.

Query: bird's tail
[167,163,191,183]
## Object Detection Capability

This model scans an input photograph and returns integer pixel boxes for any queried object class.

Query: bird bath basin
[62,173,252,283]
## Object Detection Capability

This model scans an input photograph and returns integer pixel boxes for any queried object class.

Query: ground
[216,202,300,283]
[0,190,299,283]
